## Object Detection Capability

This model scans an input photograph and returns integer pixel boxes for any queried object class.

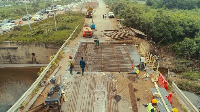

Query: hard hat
[172,108,178,112]
[152,99,158,103]
[132,66,134,68]
[69,55,72,58]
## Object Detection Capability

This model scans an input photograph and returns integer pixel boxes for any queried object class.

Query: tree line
[146,0,200,10]
[105,0,200,60]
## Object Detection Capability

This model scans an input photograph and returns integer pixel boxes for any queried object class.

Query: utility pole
[25,2,32,30]
[52,0,57,31]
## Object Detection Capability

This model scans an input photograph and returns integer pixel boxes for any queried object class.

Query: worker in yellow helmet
[172,108,178,112]
[147,99,158,112]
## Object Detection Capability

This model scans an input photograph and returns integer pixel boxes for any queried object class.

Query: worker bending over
[147,99,158,112]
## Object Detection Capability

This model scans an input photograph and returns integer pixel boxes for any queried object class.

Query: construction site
[7,0,200,112]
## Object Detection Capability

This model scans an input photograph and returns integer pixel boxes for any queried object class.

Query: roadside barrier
[172,82,199,112]
[158,73,168,90]
[7,24,80,112]
[166,93,172,104]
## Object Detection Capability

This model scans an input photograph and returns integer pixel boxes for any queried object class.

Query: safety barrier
[7,24,80,112]
[158,73,168,90]
[172,82,199,112]
[166,93,172,104]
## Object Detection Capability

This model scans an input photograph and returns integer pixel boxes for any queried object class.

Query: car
[2,23,17,32]
[108,12,114,18]
[33,15,43,21]
[22,14,32,21]
[0,19,15,27]
[48,11,55,17]
[57,6,65,11]
[36,11,44,16]
[65,8,71,12]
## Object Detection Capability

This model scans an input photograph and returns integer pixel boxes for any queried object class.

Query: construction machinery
[45,85,63,112]
[83,24,93,37]
[27,85,64,112]
[86,6,93,18]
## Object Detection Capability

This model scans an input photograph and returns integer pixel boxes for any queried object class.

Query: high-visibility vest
[135,68,139,74]
[69,59,73,66]
[147,103,155,112]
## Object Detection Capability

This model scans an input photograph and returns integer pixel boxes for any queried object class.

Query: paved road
[0,11,63,34]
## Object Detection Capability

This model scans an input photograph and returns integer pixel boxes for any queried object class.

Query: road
[0,7,78,34]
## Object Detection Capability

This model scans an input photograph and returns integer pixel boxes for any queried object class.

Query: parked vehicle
[83,25,93,37]
[65,8,72,12]
[2,23,17,32]
[36,11,44,16]
[48,11,55,17]
[0,19,15,27]
[33,15,43,21]
[108,12,114,18]
[22,14,32,21]
[57,6,65,11]
[46,7,53,13]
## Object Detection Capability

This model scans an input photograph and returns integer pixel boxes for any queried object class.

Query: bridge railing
[172,82,199,112]
[7,24,80,112]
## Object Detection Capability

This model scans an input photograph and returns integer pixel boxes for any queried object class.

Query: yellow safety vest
[69,59,74,66]
[147,103,155,112]
[136,68,139,74]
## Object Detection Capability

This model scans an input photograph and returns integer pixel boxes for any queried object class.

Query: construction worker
[69,55,74,75]
[140,57,145,70]
[80,57,86,75]
[128,66,140,78]
[147,99,157,112]
[172,108,178,112]
[96,38,99,46]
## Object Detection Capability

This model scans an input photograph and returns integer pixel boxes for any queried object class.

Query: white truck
[108,12,115,18]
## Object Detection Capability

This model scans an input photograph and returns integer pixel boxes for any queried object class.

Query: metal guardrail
[7,24,80,112]
[172,82,198,112]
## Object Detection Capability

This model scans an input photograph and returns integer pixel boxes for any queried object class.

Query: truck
[108,12,115,18]
[86,6,93,18]
[83,25,93,37]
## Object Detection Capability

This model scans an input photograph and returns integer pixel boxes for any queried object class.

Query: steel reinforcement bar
[7,24,80,112]
[172,82,198,112]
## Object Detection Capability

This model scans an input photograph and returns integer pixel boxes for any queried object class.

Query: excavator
[86,6,93,18]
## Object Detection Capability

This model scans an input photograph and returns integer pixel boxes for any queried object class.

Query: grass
[0,12,85,45]
[177,81,200,94]
[181,72,200,81]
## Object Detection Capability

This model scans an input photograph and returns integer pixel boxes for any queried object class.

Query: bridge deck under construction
[73,42,139,72]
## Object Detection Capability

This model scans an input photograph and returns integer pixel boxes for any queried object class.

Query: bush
[0,13,85,45]
[177,81,200,94]
[181,72,200,81]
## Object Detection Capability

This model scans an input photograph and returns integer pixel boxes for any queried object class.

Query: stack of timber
[104,30,132,41]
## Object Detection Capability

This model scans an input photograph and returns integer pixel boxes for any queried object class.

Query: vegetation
[178,81,200,94]
[105,0,200,60]
[0,12,85,45]
[146,0,200,10]
[181,72,200,81]
[0,0,81,20]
